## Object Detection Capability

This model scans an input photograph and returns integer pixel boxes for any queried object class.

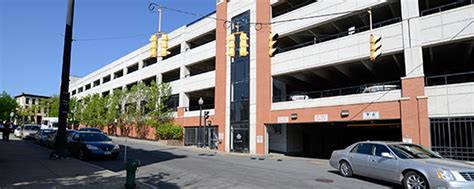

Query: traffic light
[227,33,236,57]
[149,34,158,58]
[239,32,249,57]
[159,33,171,57]
[204,111,210,120]
[269,32,279,57]
[369,34,382,62]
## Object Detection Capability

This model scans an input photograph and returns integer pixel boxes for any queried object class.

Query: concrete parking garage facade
[70,0,474,160]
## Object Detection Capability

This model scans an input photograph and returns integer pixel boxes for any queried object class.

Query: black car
[67,131,120,160]
[78,127,103,133]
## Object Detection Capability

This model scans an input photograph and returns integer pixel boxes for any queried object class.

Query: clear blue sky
[0,0,215,97]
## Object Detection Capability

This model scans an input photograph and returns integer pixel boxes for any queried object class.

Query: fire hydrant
[125,157,140,189]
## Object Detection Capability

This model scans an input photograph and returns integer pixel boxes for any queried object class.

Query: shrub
[156,122,182,140]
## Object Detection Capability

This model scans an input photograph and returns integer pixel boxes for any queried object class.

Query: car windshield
[388,144,441,159]
[79,133,109,141]
[24,126,40,131]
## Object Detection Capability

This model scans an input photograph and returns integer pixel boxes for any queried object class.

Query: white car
[14,127,22,137]
[361,85,399,93]
[289,91,310,101]
[20,124,41,139]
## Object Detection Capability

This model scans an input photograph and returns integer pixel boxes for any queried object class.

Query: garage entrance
[267,120,401,159]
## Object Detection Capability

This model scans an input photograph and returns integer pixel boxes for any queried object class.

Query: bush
[156,122,182,140]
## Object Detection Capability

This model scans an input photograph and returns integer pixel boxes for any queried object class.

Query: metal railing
[432,147,474,161]
[280,17,401,53]
[273,80,401,102]
[425,71,474,87]
[185,104,215,111]
[420,0,473,16]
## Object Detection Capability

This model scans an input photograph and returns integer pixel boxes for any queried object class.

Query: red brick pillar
[400,76,430,147]
[215,1,228,151]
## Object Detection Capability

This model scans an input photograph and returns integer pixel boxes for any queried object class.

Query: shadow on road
[84,145,187,172]
[327,170,402,189]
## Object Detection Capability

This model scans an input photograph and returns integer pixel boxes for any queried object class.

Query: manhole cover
[315,178,333,183]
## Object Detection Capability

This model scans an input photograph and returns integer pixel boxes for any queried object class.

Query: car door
[367,144,399,182]
[68,133,80,155]
[347,143,372,176]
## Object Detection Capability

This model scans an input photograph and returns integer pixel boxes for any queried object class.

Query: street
[84,136,401,189]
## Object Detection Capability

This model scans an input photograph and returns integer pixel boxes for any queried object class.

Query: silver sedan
[329,141,474,189]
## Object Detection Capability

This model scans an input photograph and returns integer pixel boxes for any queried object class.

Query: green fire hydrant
[125,157,140,189]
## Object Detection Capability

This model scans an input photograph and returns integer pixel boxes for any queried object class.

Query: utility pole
[55,0,75,158]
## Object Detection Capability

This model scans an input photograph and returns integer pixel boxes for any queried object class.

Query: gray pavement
[0,134,151,189]
[102,136,402,189]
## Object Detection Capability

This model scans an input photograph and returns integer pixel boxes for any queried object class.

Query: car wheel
[78,149,86,160]
[403,171,428,189]
[339,161,353,177]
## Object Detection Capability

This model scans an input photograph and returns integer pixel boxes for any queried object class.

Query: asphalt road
[78,137,402,189]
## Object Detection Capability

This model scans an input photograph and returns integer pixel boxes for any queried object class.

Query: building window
[26,98,29,104]
[32,99,36,105]
[85,84,91,90]
[103,75,111,83]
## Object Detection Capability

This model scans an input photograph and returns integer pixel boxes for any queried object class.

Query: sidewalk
[0,135,151,189]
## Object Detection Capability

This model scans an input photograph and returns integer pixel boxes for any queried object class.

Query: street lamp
[198,97,204,147]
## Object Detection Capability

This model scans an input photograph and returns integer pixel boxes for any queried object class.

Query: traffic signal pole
[55,0,75,159]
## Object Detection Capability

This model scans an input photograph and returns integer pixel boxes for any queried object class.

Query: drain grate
[315,178,334,183]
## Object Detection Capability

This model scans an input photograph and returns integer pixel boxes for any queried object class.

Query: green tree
[0,91,17,122]
[125,82,148,137]
[48,95,60,117]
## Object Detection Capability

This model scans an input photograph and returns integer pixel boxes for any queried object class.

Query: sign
[314,114,328,122]
[219,132,224,140]
[363,112,380,119]
[277,116,289,123]
[257,135,263,143]
[403,138,413,143]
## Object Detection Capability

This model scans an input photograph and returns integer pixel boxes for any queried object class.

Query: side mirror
[381,152,395,159]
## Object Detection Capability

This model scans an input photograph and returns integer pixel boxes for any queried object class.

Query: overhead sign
[363,112,380,120]
[314,114,328,122]
[277,116,289,123]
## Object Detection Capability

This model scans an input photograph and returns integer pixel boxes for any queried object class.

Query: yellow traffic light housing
[269,32,279,57]
[159,33,171,57]
[149,34,158,58]
[369,34,382,62]
[239,32,249,57]
[227,33,236,57]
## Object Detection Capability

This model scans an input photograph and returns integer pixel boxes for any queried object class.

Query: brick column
[255,0,271,154]
[214,1,228,151]
[400,76,430,147]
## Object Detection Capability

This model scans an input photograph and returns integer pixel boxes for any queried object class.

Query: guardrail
[279,17,401,53]
[185,104,215,112]
[420,0,473,16]
[425,71,474,87]
[273,80,401,102]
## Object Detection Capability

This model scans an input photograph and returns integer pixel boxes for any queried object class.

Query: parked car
[34,129,55,145]
[289,91,310,101]
[329,141,474,189]
[46,130,77,148]
[78,127,103,133]
[20,124,41,139]
[361,85,399,93]
[13,126,22,137]
[67,131,120,160]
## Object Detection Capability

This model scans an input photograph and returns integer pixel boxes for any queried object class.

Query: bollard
[125,157,140,189]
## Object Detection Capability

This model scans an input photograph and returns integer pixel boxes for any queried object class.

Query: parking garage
[267,120,402,159]
[273,53,405,102]
[186,87,215,111]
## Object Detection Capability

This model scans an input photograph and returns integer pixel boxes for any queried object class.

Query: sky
[0,0,216,97]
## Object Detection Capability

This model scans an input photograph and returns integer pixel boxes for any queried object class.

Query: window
[355,143,372,155]
[26,98,29,104]
[103,75,111,83]
[373,144,391,157]
[114,70,123,79]
[85,84,91,90]
[32,99,36,105]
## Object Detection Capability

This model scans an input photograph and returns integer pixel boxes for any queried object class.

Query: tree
[145,81,172,127]
[48,95,60,117]
[0,91,18,122]
[125,82,148,138]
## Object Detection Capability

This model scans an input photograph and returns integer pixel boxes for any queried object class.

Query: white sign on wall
[277,116,289,123]
[363,112,380,119]
[403,138,413,143]
[314,114,328,122]
[219,132,224,140]
[257,135,263,143]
